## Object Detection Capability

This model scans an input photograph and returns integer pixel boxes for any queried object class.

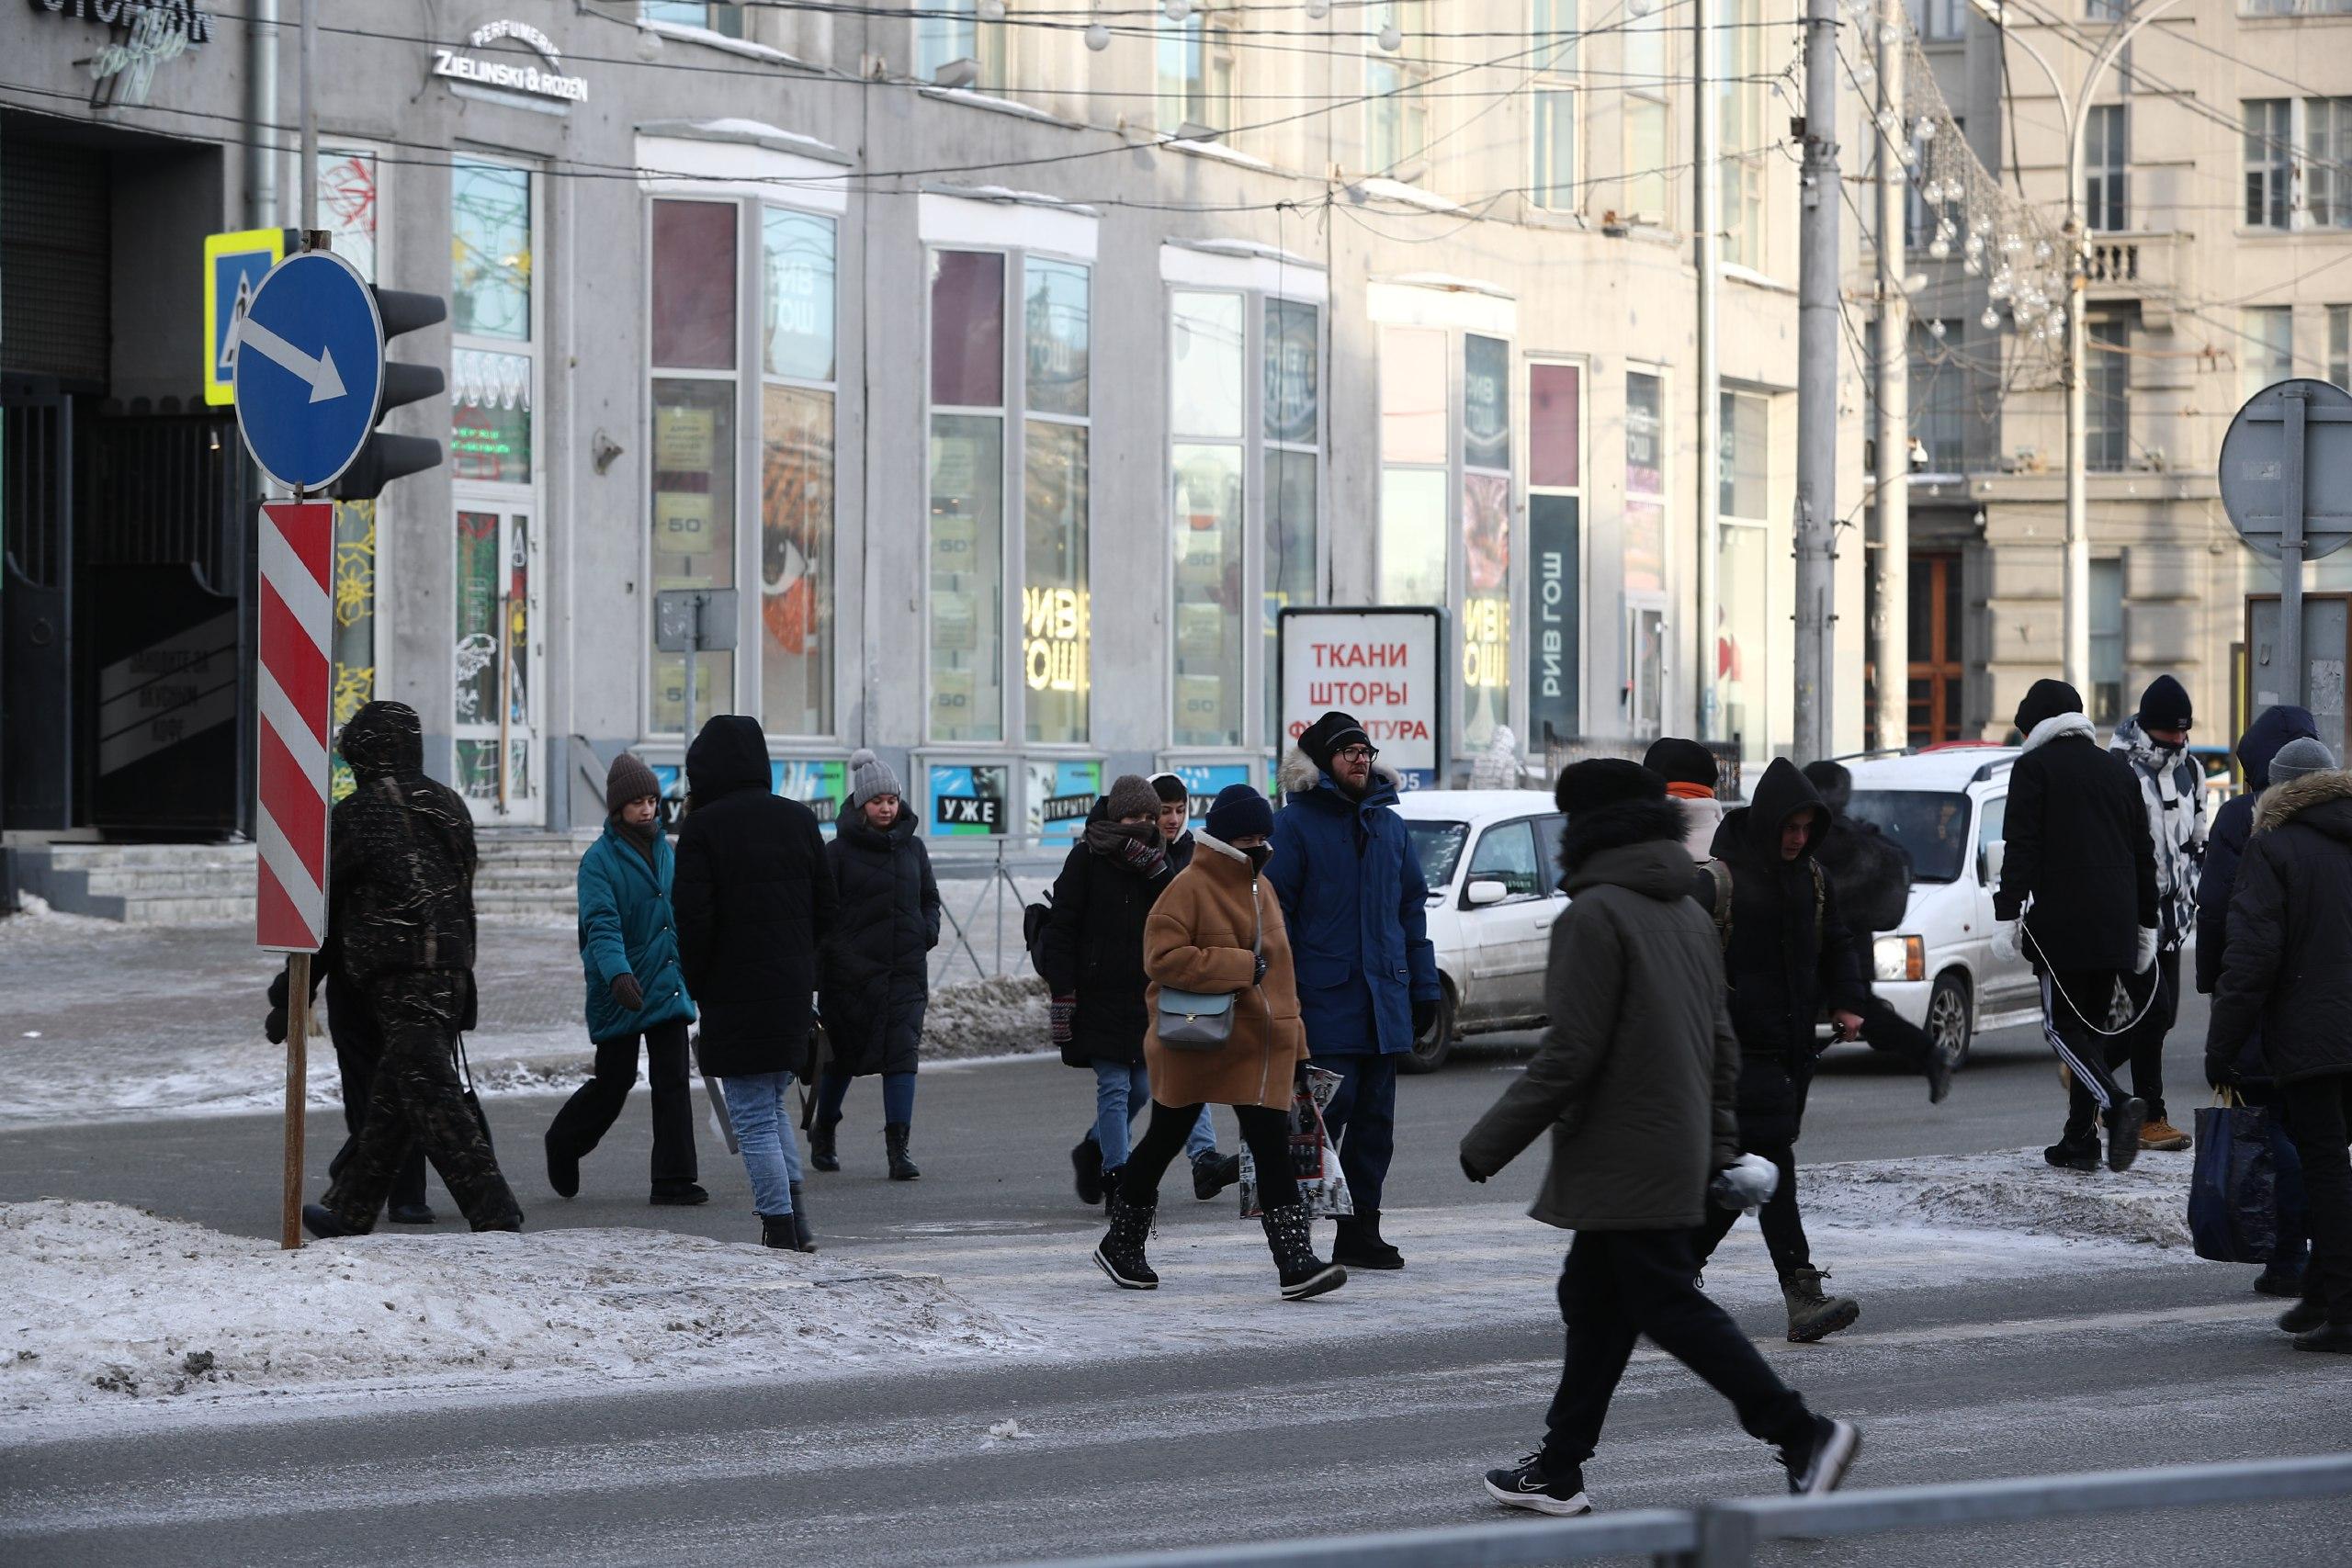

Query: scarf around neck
[1087,818,1169,879]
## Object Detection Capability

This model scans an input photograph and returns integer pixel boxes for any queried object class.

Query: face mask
[1245,843,1273,873]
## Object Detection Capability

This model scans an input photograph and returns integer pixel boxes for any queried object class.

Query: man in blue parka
[1270,710,1442,1270]
[546,751,703,1205]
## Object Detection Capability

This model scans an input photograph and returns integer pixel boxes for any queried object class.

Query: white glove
[2134,925,2158,975]
[1709,1153,1781,1213]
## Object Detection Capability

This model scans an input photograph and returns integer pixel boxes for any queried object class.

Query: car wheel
[1926,971,1973,1068]
[1401,987,1456,1075]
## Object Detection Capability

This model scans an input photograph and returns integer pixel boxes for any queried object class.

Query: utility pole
[1871,0,1909,751]
[1694,0,1722,743]
[1792,0,1842,762]
[298,0,317,236]
[245,0,277,227]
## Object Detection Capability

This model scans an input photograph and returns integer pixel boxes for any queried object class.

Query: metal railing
[1021,1453,2352,1568]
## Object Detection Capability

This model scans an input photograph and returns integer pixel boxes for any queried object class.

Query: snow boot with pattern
[1261,1203,1346,1300]
[1093,1190,1158,1289]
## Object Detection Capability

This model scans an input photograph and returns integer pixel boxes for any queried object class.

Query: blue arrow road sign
[232,250,384,492]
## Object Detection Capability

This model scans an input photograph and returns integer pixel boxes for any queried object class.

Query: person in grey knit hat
[2267,737,2338,788]
[848,748,903,811]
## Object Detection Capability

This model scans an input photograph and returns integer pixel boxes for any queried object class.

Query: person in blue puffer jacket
[545,751,703,1207]
[1268,710,1442,1271]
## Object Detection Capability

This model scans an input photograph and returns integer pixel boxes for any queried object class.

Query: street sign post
[2219,378,2352,710]
[232,249,387,494]
[202,227,291,407]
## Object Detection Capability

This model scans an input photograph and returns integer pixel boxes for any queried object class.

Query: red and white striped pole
[257,499,332,1247]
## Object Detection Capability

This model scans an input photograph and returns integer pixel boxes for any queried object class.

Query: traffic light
[331,288,447,501]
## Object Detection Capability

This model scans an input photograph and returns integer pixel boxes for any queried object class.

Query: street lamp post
[1969,0,2186,695]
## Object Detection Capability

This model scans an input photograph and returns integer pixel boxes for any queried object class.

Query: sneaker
[650,1183,711,1206]
[1071,1135,1104,1206]
[1778,1416,1862,1496]
[1483,1455,1592,1517]
[2043,1134,2100,1172]
[2292,1323,2352,1354]
[2279,1298,2329,1335]
[2139,1118,2192,1153]
[2255,1264,2307,1299]
[2106,1099,2147,1172]
[1192,1150,1240,1201]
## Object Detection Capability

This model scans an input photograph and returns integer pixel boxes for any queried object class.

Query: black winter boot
[1781,1267,1860,1343]
[2105,1098,2147,1173]
[2043,1131,2100,1171]
[301,1202,360,1240]
[1093,1190,1159,1289]
[887,1123,921,1181]
[1192,1149,1240,1201]
[810,1119,840,1173]
[1332,1211,1405,1270]
[2279,1298,2329,1335]
[1261,1203,1346,1300]
[760,1213,796,1249]
[1072,1134,1104,1205]
[788,1183,816,1253]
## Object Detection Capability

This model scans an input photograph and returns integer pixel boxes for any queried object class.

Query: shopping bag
[2189,1095,2279,1265]
[1238,1065,1354,1220]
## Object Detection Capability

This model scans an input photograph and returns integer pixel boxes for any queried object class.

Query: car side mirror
[1979,840,2005,886]
[1465,879,1510,908]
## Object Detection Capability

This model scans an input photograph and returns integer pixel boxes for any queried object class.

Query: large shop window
[1717,390,1769,758]
[1169,288,1324,752]
[1526,361,1581,749]
[647,196,840,739]
[1462,333,1512,752]
[928,248,1092,748]
[1624,369,1668,741]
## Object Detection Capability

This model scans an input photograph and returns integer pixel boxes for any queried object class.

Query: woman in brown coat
[1092,785,1345,1301]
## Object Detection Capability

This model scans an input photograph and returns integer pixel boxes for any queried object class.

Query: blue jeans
[1317,1053,1399,1215]
[719,1071,803,1216]
[816,1068,917,1129]
[1087,1059,1214,1169]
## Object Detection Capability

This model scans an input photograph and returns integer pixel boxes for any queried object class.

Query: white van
[1389,789,1566,1072]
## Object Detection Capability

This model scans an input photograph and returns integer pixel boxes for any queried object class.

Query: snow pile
[920,974,1050,1061]
[1,1200,1036,1427]
[1804,1148,2194,1248]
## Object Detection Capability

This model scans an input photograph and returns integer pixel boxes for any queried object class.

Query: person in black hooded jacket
[1690,758,1869,1343]
[673,714,836,1251]
[1994,678,2159,1174]
[302,701,522,1238]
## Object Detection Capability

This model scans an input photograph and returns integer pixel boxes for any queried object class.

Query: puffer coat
[2206,770,2352,1088]
[820,807,942,1077]
[1142,832,1309,1111]
[1036,823,1173,1067]
[577,821,695,1043]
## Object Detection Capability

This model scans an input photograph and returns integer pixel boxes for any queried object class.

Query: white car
[1391,789,1567,1072]
[1839,746,2041,1064]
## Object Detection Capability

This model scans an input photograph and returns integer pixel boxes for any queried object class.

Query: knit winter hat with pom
[848,748,904,808]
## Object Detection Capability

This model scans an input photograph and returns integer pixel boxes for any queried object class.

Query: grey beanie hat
[2267,736,2337,786]
[605,751,661,815]
[1103,773,1161,822]
[848,748,904,808]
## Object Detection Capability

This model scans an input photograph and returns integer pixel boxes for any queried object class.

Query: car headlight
[1873,934,1924,983]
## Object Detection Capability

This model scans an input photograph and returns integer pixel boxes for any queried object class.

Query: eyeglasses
[1334,745,1380,763]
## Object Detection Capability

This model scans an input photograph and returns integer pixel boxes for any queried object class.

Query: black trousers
[2117,947,2179,1124]
[544,1019,697,1190]
[1691,1137,1809,1282]
[2283,1073,2352,1324]
[320,974,521,1233]
[1540,1228,1810,1472]
[1121,1099,1298,1211]
[323,975,426,1212]
[2039,969,2132,1138]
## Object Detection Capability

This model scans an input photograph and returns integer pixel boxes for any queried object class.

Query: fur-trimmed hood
[2255,769,2352,838]
[2021,710,2098,755]
[1558,797,1694,893]
[1279,745,1403,803]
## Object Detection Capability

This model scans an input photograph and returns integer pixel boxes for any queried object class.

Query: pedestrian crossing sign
[203,228,291,407]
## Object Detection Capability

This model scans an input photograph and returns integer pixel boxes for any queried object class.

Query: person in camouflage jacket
[304,701,522,1237]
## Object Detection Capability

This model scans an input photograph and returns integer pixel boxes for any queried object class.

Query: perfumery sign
[432,18,588,106]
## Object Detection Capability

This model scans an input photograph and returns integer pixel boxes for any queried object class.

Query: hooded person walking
[673,714,837,1252]
[545,752,703,1206]
[302,701,523,1238]
[1463,761,1860,1517]
[1690,758,1870,1341]
[814,749,941,1180]
[1092,784,1341,1300]
[1040,774,1221,1205]
[2108,675,2208,1152]
[1995,679,2160,1174]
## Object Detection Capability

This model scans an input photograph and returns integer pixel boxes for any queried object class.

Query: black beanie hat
[2015,678,2084,737]
[1149,772,1190,806]
[1641,737,1719,789]
[1299,710,1372,773]
[1555,758,1666,816]
[1204,784,1275,843]
[2137,674,2192,732]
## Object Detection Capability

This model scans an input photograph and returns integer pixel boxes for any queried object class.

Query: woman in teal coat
[546,752,703,1204]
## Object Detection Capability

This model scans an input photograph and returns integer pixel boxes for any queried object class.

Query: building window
[1265,299,1322,750]
[1023,258,1091,746]
[930,251,1010,744]
[1377,325,1449,623]
[2086,317,2130,471]
[1624,371,1666,604]
[649,200,739,743]
[760,208,839,739]
[1366,1,1430,175]
[1910,0,1963,41]
[2085,105,2127,231]
[1171,291,1247,750]
[1156,6,1235,135]
[1908,320,1967,472]
[1907,552,1964,743]
[641,2,742,37]
[1462,334,1512,753]
[1719,0,1767,269]
[1621,8,1670,220]
[2089,558,2124,728]
[2245,306,2294,400]
[2311,98,2352,229]
[2245,99,2292,230]
[1527,362,1581,748]
[1530,1,1577,211]
[1718,390,1769,759]
[917,0,1007,83]
[2330,304,2349,390]
[2086,0,2122,20]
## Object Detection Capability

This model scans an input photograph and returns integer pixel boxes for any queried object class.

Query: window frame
[1155,6,1238,136]
[1620,9,1672,223]
[1529,0,1578,213]
[2245,98,2293,231]
[1365,1,1433,176]
[1525,355,1586,751]
[1910,0,1965,42]
[1717,0,1768,271]
[2085,104,2127,233]
[2086,316,2131,472]
[2244,305,2295,401]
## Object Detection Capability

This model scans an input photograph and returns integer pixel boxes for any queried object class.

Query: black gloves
[1413,997,1441,1039]
[264,969,290,1045]
[1459,1152,1487,1185]
[2206,1055,2238,1092]
[1252,955,1269,986]
[610,973,645,1013]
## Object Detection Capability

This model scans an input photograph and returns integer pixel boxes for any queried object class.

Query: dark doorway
[1908,551,1965,744]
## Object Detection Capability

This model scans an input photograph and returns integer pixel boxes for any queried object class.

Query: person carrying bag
[1091,785,1346,1302]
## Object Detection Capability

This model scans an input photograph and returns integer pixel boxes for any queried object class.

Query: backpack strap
[1810,860,1827,948]
[1707,860,1734,951]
